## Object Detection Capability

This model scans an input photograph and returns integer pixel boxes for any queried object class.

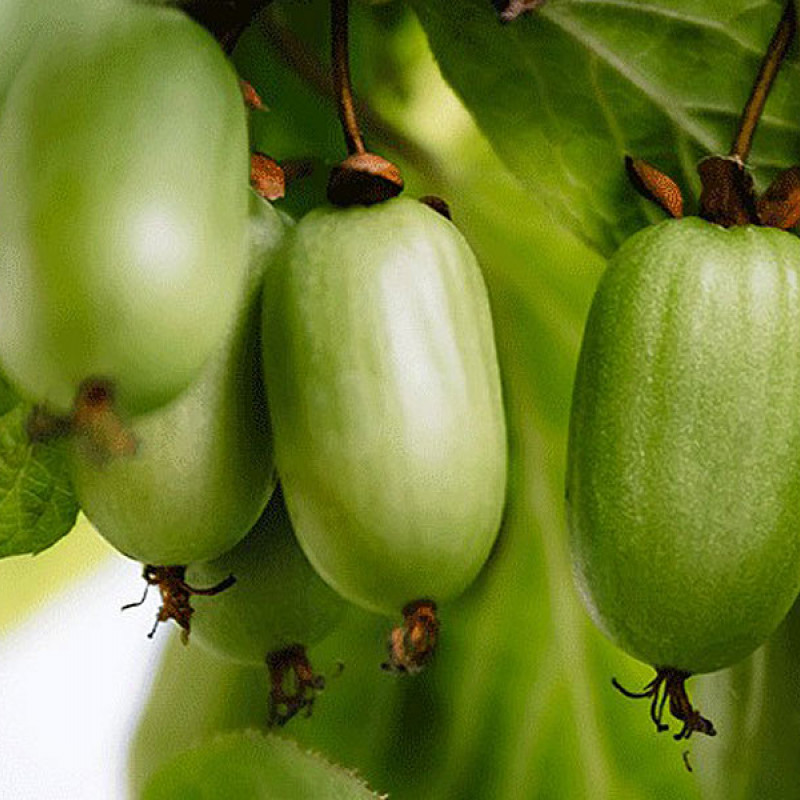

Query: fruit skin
[187,488,348,666]
[262,197,507,616]
[566,217,800,676]
[0,3,249,415]
[69,194,283,566]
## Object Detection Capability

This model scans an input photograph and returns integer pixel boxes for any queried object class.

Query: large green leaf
[0,405,79,558]
[143,730,384,799]
[693,596,800,799]
[410,0,799,255]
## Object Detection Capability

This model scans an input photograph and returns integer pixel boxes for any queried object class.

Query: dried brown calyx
[626,155,800,231]
[250,153,286,201]
[266,644,326,727]
[239,80,265,111]
[626,2,798,231]
[612,669,716,741]
[382,599,440,675]
[27,378,137,464]
[122,565,235,645]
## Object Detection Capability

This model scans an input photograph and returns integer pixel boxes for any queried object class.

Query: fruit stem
[730,1,796,164]
[331,0,365,157]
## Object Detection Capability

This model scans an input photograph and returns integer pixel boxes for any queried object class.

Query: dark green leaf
[0,405,79,557]
[410,0,798,254]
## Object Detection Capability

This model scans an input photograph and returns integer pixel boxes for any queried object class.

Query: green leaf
[409,0,799,255]
[0,372,19,417]
[0,405,79,558]
[693,596,800,799]
[142,730,384,800]
[0,516,112,633]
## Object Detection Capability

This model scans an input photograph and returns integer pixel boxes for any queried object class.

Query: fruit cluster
[0,1,508,725]
[6,0,799,768]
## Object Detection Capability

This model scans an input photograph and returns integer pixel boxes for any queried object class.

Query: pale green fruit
[187,487,348,666]
[262,197,508,615]
[70,194,283,565]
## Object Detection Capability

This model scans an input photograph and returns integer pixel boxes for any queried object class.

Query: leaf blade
[0,405,79,558]
[410,0,797,254]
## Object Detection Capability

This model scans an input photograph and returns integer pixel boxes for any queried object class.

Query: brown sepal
[758,166,800,229]
[327,152,404,207]
[493,0,546,23]
[250,153,286,201]
[612,667,716,741]
[239,80,265,111]
[28,378,137,463]
[625,156,684,219]
[382,599,440,675]
[697,156,758,227]
[266,644,326,727]
[71,379,137,463]
[122,565,236,645]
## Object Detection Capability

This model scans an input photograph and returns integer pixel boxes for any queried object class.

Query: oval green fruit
[0,3,249,415]
[262,198,507,616]
[567,217,800,677]
[187,487,348,666]
[69,194,282,566]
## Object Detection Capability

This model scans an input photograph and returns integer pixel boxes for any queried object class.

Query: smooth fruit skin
[262,198,507,615]
[0,3,249,415]
[69,194,282,566]
[187,489,348,666]
[567,217,800,675]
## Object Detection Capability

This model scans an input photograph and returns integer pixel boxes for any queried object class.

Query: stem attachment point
[327,152,403,207]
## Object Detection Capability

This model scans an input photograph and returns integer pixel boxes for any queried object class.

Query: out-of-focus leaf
[0,515,111,633]
[0,405,79,558]
[0,373,18,417]
[142,730,384,800]
[694,596,800,799]
[129,631,271,792]
[409,0,799,255]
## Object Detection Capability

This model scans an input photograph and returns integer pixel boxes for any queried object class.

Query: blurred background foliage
[4,0,800,797]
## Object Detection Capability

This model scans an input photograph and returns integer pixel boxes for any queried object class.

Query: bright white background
[0,542,167,800]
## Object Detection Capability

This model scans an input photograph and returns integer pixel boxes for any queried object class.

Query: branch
[258,11,444,186]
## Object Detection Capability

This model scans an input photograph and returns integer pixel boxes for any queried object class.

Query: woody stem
[730,1,796,163]
[331,0,365,156]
